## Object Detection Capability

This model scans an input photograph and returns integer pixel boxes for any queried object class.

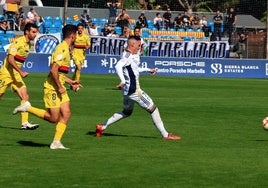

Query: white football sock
[102,112,126,130]
[151,107,168,137]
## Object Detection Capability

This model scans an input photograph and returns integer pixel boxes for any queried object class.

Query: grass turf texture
[1,73,268,187]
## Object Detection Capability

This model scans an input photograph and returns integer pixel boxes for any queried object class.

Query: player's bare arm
[50,63,65,94]
[7,54,29,77]
[65,77,83,91]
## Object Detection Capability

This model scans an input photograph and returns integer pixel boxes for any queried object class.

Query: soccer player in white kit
[96,36,180,140]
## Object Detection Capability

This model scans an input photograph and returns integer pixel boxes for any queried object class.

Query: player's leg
[50,92,71,149]
[96,95,134,136]
[134,90,180,140]
[103,96,133,129]
[72,58,83,82]
[13,99,59,122]
[15,86,39,130]
[0,77,37,129]
[50,101,70,150]
[13,88,61,123]
[14,91,70,149]
[0,77,11,99]
[55,101,71,140]
[131,90,168,137]
[73,64,82,82]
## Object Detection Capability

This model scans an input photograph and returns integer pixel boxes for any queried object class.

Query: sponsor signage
[0,53,267,78]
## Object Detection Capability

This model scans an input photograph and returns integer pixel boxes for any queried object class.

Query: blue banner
[0,52,267,78]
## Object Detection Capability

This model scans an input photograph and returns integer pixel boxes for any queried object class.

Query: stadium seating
[147,20,154,27]
[208,22,214,32]
[98,18,108,27]
[6,30,15,38]
[114,26,122,35]
[66,17,74,25]
[0,14,5,19]
[141,30,150,38]
[183,36,191,41]
[49,24,62,33]
[43,16,53,33]
[53,16,63,27]
[0,30,16,50]
[71,20,80,26]
[42,16,64,34]
[92,18,99,25]
[177,28,185,32]
[0,37,10,46]
[0,30,5,37]
[0,45,4,51]
[26,15,209,41]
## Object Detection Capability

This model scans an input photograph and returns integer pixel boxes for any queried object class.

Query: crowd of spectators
[0,0,245,58]
[0,5,43,31]
[0,1,240,45]
[69,5,241,49]
[152,10,208,31]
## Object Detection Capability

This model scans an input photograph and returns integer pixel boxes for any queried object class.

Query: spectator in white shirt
[25,7,42,26]
[89,23,99,36]
[153,12,163,30]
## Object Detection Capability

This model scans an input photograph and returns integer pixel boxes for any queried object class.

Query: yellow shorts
[43,88,70,108]
[0,72,26,94]
[72,50,85,66]
[73,56,85,66]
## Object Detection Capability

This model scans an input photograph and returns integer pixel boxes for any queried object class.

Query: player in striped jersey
[0,23,39,130]
[96,36,181,140]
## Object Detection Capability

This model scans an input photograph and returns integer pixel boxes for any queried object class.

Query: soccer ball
[70,83,81,92]
[72,85,80,92]
[262,117,268,130]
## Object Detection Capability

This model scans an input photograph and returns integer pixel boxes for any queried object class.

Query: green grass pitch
[1,73,268,187]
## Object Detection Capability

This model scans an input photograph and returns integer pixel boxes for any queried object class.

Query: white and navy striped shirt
[115,50,150,95]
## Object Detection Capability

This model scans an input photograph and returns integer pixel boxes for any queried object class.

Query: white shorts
[123,89,154,111]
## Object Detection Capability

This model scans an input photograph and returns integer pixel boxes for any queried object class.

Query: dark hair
[134,26,141,31]
[77,23,84,27]
[62,24,77,39]
[24,22,38,35]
